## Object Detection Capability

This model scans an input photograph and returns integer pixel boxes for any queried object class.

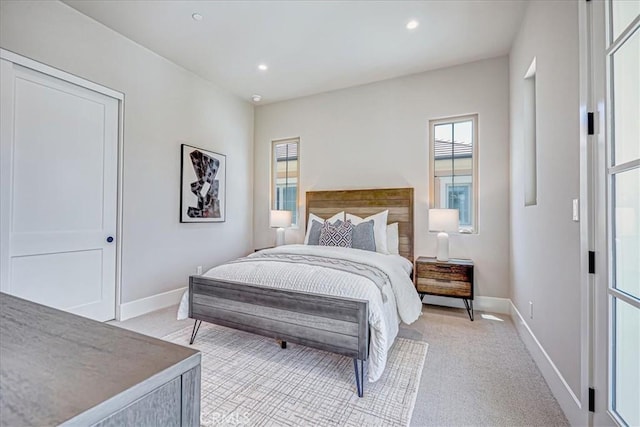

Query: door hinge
[587,112,595,135]
[589,387,595,412]
[589,251,596,274]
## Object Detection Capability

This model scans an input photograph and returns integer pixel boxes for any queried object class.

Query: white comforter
[177,244,422,382]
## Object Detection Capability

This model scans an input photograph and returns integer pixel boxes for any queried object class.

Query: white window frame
[429,114,479,233]
[271,137,300,226]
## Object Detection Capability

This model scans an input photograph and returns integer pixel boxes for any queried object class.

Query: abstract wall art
[180,144,226,223]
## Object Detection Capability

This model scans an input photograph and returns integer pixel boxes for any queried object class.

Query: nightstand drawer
[416,262,472,282]
[416,278,472,298]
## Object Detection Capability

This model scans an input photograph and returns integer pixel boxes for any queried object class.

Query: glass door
[605,2,639,425]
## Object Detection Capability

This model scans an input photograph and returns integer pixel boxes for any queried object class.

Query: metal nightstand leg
[463,299,474,321]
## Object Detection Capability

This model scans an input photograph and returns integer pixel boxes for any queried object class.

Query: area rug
[164,322,428,427]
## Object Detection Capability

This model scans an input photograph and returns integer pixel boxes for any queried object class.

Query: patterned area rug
[164,322,428,426]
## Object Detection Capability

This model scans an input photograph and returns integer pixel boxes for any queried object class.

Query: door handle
[106,236,114,243]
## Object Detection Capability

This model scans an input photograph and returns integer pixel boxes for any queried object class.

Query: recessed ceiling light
[258,64,268,71]
[406,20,419,30]
[192,13,203,21]
[252,95,262,102]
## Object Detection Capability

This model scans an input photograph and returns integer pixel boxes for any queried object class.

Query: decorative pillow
[319,219,353,248]
[308,219,344,245]
[351,220,376,252]
[346,210,389,254]
[304,212,344,244]
[386,222,399,255]
[306,219,323,245]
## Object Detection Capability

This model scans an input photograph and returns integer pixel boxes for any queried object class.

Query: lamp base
[275,228,285,247]
[436,231,450,261]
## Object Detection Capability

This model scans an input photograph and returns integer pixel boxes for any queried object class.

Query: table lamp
[429,209,459,261]
[270,210,292,246]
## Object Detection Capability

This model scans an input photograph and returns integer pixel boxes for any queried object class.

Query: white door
[0,56,119,321]
[590,1,640,425]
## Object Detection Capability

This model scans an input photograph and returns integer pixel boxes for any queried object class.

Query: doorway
[585,1,639,425]
[0,50,122,322]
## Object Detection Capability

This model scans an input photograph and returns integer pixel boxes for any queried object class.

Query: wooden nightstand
[415,257,474,321]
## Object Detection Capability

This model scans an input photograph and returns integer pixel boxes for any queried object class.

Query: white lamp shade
[429,209,459,232]
[270,210,292,228]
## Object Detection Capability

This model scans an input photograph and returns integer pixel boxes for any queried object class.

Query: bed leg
[353,359,364,397]
[189,320,202,345]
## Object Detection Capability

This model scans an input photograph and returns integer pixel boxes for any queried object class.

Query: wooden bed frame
[188,187,414,397]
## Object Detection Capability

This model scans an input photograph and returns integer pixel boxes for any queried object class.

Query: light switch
[572,199,579,222]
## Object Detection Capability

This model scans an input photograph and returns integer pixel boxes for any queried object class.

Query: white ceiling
[63,0,527,104]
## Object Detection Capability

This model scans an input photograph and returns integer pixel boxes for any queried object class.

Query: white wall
[254,57,511,299]
[0,1,254,305]
[509,0,582,418]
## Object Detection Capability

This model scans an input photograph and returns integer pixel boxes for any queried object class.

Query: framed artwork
[180,144,226,223]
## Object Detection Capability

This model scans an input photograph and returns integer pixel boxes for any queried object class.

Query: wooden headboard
[305,188,414,261]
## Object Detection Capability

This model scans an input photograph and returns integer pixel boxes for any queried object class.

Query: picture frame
[180,144,226,223]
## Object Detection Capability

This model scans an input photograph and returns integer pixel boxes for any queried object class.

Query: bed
[180,187,421,397]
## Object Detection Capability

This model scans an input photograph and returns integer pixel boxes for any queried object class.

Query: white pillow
[386,222,399,255]
[303,211,344,244]
[346,210,389,254]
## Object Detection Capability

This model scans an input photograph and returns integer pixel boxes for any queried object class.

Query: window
[524,57,537,206]
[271,138,299,225]
[429,115,478,232]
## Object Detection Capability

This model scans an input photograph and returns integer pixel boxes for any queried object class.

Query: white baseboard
[119,287,186,321]
[422,295,511,314]
[510,301,584,425]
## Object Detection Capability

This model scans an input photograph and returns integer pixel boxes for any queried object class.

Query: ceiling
[63,1,527,104]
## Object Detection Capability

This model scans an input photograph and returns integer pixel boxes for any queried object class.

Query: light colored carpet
[111,304,569,426]
[163,322,428,426]
[402,305,569,427]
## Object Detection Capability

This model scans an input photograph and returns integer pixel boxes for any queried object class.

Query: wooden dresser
[0,293,201,426]
[415,256,474,321]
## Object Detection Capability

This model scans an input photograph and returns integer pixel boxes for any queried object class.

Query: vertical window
[524,57,537,206]
[271,138,299,225]
[429,115,478,232]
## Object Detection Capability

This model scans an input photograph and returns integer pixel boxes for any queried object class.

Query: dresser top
[0,292,199,426]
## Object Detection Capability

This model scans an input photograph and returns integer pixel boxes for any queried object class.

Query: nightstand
[415,257,474,321]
